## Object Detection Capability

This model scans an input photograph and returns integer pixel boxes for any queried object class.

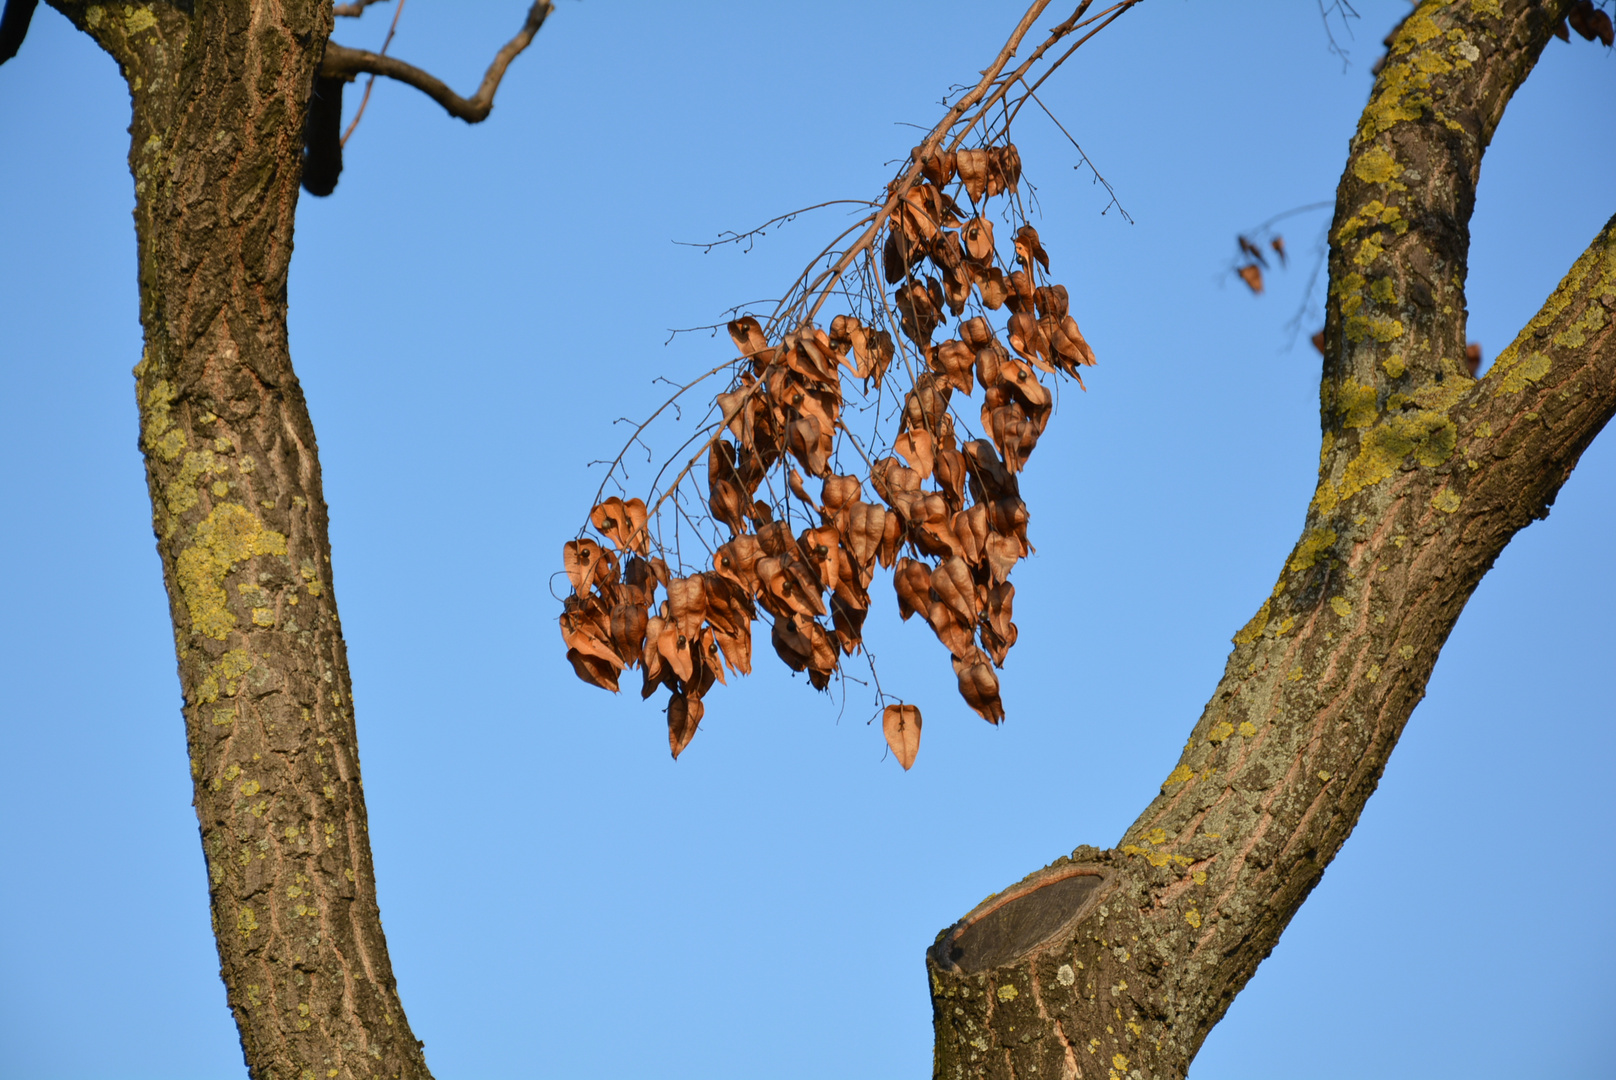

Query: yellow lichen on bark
[1232,599,1272,644]
[177,505,288,639]
[1289,528,1338,572]
[1314,412,1456,513]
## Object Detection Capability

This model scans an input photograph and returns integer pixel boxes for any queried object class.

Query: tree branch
[927,3,1602,1077]
[320,0,553,124]
[333,0,391,15]
[1465,215,1616,526]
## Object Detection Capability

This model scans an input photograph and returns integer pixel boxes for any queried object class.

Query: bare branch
[1317,0,1362,64]
[320,0,553,124]
[340,0,408,147]
[1022,89,1131,222]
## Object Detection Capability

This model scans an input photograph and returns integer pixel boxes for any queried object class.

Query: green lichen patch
[1552,302,1607,350]
[1358,61,1432,143]
[166,449,217,516]
[140,378,186,462]
[197,648,254,704]
[1289,528,1338,572]
[1491,351,1551,395]
[1232,599,1272,645]
[1314,411,1456,513]
[1353,147,1406,187]
[176,505,288,640]
[1335,380,1379,429]
[1392,10,1442,53]
[1162,764,1194,789]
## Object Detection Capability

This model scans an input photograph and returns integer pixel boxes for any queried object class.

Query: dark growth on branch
[0,0,37,66]
[301,76,346,197]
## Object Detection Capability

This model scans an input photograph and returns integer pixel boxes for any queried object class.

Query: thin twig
[1023,90,1131,222]
[1317,0,1361,65]
[674,201,880,254]
[997,2,1141,133]
[340,0,406,148]
[582,360,736,536]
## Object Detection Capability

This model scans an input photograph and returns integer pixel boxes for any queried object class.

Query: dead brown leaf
[956,148,990,203]
[591,497,650,556]
[666,576,708,639]
[563,538,612,594]
[953,651,1005,723]
[991,144,1022,195]
[609,602,649,666]
[668,693,703,758]
[930,338,976,395]
[976,267,1009,310]
[894,428,936,478]
[961,217,995,264]
[713,536,763,594]
[568,648,621,693]
[657,619,695,683]
[984,532,1019,585]
[1013,225,1049,273]
[916,146,956,188]
[931,556,977,626]
[927,600,976,658]
[843,501,889,569]
[894,557,933,621]
[953,503,988,567]
[882,704,922,769]
[727,316,769,358]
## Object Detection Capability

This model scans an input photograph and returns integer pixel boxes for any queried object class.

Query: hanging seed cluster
[560,141,1097,762]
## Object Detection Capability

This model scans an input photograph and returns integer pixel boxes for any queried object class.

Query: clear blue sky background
[2,2,1612,1078]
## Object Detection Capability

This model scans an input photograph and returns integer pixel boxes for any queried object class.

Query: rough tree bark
[41,3,432,1078]
[928,2,1614,1077]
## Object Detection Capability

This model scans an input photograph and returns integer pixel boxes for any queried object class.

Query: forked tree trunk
[47,3,433,1077]
[929,2,1615,1077]
[35,1,1614,1079]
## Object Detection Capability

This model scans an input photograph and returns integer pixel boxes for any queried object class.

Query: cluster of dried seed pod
[1559,1,1614,46]
[561,140,1097,764]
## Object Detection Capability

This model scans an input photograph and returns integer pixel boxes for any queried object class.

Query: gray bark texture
[928,2,1615,1077]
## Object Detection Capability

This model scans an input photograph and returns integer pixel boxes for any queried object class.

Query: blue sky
[1,2,1612,1078]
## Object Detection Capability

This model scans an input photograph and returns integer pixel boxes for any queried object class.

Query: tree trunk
[928,2,1616,1077]
[49,3,433,1077]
